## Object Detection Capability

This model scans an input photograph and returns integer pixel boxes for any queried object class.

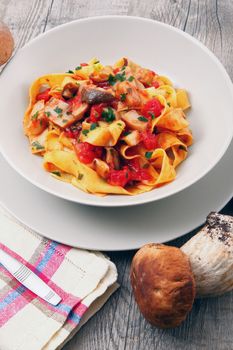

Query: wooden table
[1,1,233,349]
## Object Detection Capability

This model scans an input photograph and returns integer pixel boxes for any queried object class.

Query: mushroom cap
[181,212,233,297]
[130,243,196,328]
[0,22,14,65]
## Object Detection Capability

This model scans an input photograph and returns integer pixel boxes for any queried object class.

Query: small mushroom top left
[0,22,14,66]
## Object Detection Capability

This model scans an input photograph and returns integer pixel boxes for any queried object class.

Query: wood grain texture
[0,1,233,349]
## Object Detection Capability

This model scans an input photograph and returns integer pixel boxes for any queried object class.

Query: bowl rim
[1,15,233,207]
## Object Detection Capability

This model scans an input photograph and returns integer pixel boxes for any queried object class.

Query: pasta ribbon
[80,120,125,146]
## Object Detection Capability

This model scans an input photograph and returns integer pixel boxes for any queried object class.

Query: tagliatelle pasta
[23,57,193,196]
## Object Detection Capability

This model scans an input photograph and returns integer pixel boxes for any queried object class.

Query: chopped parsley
[31,111,39,120]
[120,93,127,102]
[115,71,126,82]
[51,171,61,177]
[78,173,84,180]
[45,111,51,117]
[75,66,82,70]
[82,129,89,136]
[62,119,68,123]
[128,76,134,82]
[66,70,74,74]
[148,112,155,119]
[57,114,63,119]
[138,116,148,122]
[123,131,131,136]
[167,102,171,107]
[101,108,115,123]
[31,141,44,150]
[108,74,117,86]
[90,123,98,130]
[108,71,126,85]
[54,106,63,114]
[94,60,100,64]
[145,151,153,159]
[121,65,126,71]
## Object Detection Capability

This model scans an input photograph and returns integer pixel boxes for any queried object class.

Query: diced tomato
[74,142,102,164]
[36,89,51,102]
[127,158,152,182]
[127,158,141,173]
[152,81,160,89]
[108,159,152,187]
[113,68,120,74]
[141,130,158,150]
[28,118,48,136]
[96,81,111,89]
[107,167,130,187]
[139,169,152,181]
[142,82,151,88]
[50,91,63,100]
[67,94,81,105]
[110,100,119,110]
[130,169,151,181]
[66,94,82,111]
[90,103,106,122]
[65,124,82,139]
[141,98,164,119]
[80,63,88,66]
[46,163,57,172]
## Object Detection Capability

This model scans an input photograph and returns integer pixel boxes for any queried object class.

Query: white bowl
[0,16,233,207]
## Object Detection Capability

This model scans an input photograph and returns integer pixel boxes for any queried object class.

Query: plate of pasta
[0,16,233,207]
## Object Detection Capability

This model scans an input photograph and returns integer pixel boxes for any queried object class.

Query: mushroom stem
[181,212,233,298]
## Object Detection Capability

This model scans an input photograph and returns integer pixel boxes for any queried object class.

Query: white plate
[1,138,232,251]
[0,16,233,207]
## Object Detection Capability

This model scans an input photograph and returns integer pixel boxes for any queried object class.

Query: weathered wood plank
[0,0,53,49]
[0,1,233,349]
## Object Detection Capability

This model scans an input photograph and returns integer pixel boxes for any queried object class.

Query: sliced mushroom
[135,67,155,86]
[62,83,79,100]
[92,158,110,179]
[105,147,120,170]
[39,84,50,93]
[27,100,48,136]
[44,97,87,128]
[81,87,115,105]
[181,212,233,297]
[72,102,88,119]
[115,81,141,108]
[121,110,148,132]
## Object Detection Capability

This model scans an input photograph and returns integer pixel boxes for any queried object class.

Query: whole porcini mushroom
[181,212,233,297]
[130,212,233,329]
[0,22,14,65]
[130,243,196,328]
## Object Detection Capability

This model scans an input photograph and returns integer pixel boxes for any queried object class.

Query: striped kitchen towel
[0,206,118,350]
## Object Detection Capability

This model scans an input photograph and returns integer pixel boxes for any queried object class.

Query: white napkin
[0,206,118,350]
